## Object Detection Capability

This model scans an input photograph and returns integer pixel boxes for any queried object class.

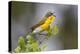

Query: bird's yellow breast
[40,15,55,30]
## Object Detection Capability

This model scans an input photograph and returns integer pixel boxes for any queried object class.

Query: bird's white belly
[33,27,42,34]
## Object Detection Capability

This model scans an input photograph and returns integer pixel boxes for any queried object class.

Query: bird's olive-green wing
[31,17,47,31]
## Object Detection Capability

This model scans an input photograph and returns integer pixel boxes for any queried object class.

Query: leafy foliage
[15,35,45,53]
[14,25,59,53]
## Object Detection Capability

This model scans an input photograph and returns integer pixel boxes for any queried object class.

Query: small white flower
[26,35,31,39]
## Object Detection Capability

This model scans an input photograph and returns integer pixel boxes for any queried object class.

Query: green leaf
[15,46,21,53]
[53,25,59,35]
[18,36,26,51]
[31,42,38,49]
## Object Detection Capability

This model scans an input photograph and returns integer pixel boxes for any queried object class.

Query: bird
[31,11,56,34]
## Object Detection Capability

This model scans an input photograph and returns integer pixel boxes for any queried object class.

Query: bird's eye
[50,13,53,15]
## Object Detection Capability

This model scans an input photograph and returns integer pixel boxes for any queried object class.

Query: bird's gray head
[45,12,53,17]
[45,11,56,18]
